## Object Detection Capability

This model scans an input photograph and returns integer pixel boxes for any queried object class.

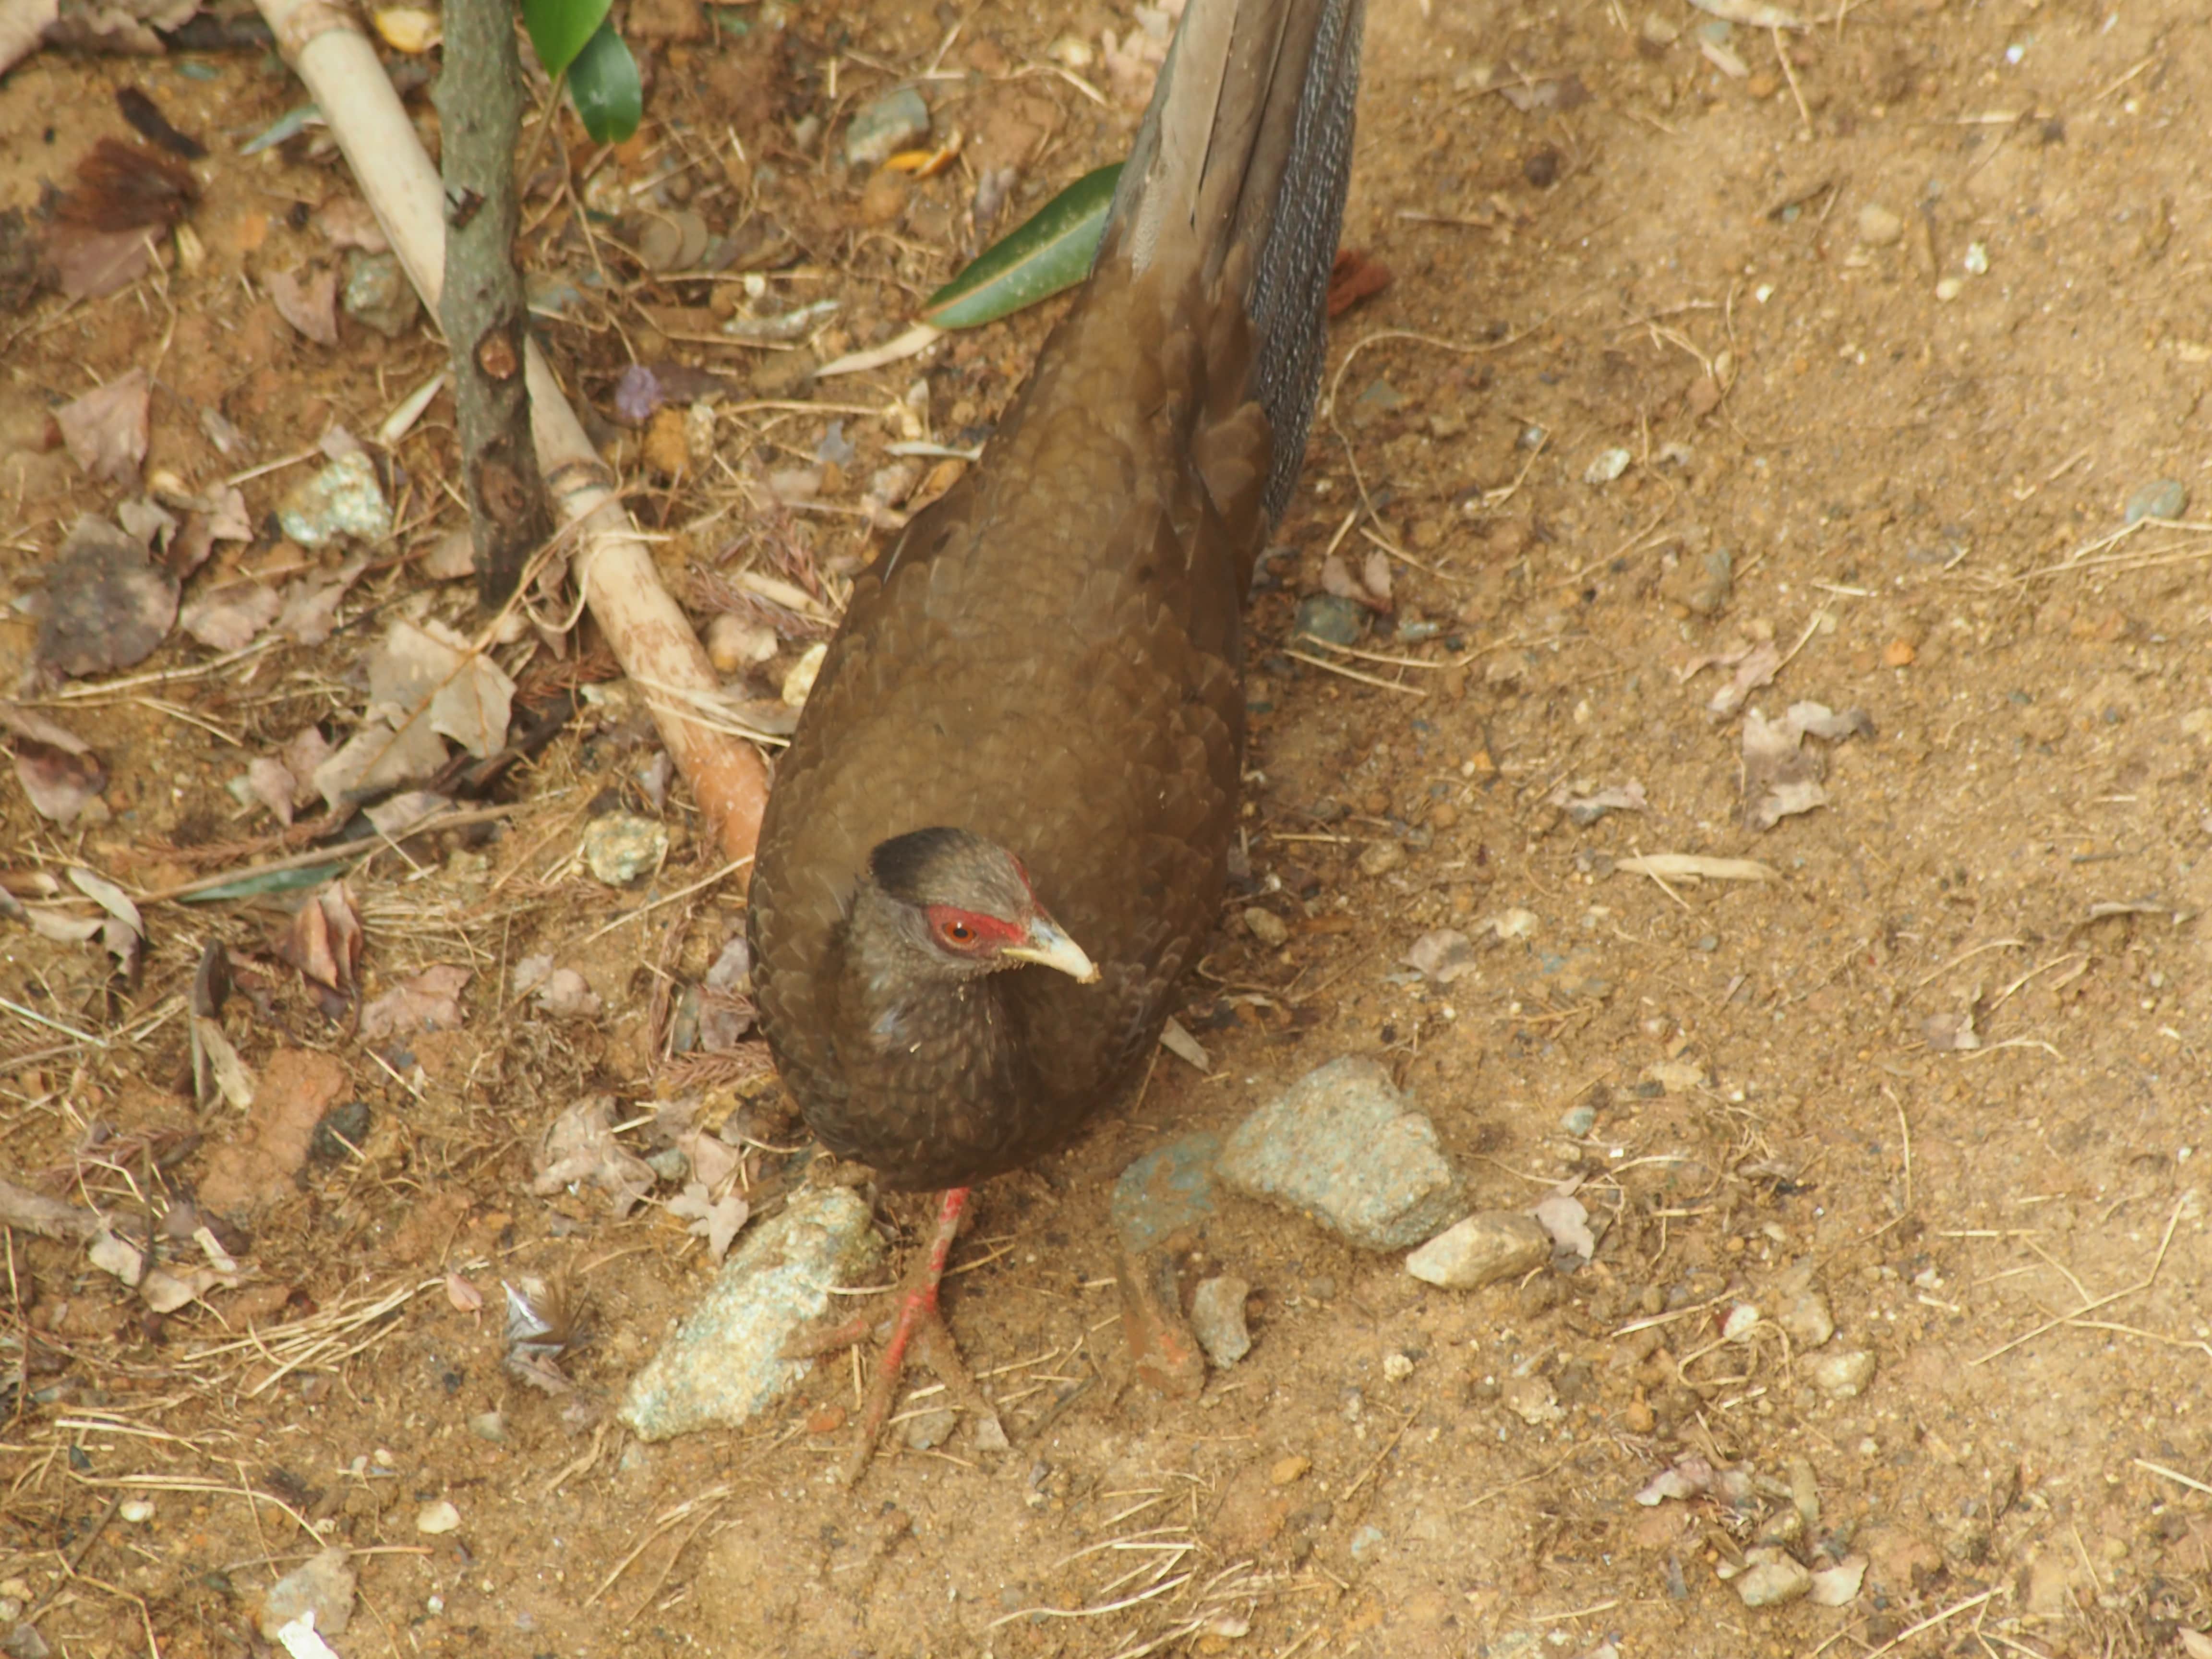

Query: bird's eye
[945,920,974,943]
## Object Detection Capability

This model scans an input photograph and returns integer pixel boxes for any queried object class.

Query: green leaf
[566,22,642,145]
[921,163,1122,329]
[520,0,608,77]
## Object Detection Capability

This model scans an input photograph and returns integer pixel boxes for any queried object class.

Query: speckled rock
[277,451,392,546]
[1218,1058,1464,1250]
[619,1187,883,1440]
[844,87,929,167]
[1110,1132,1221,1254]
[1189,1274,1252,1368]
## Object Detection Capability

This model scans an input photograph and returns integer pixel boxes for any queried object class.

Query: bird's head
[856,827,1100,986]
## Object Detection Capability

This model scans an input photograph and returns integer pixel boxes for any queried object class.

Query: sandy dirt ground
[2,0,2210,1652]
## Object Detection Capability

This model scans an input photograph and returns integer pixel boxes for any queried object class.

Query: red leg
[783,1187,1007,1481]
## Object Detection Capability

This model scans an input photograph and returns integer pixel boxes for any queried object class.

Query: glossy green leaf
[921,163,1122,329]
[520,0,608,77]
[566,22,642,145]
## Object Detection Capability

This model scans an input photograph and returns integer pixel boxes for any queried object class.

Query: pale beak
[1004,914,1100,984]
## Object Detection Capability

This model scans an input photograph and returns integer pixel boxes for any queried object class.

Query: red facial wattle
[925,905,1025,953]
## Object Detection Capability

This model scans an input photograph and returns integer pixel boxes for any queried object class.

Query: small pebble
[902,1406,958,1451]
[259,1548,357,1640]
[705,613,779,673]
[1660,546,1733,617]
[805,1405,847,1435]
[1735,1548,1812,1607]
[1962,240,1989,275]
[1781,1290,1835,1348]
[2124,478,2187,524]
[843,87,929,167]
[1189,1275,1253,1368]
[1293,592,1367,647]
[1404,1211,1549,1289]
[1807,1348,1876,1397]
[1271,1455,1312,1485]
[1935,276,1963,302]
[1242,907,1290,948]
[342,251,421,338]
[415,1500,461,1535]
[1856,204,1904,246]
[1357,840,1404,878]
[1722,1302,1760,1341]
[781,641,828,708]
[582,812,669,886]
[1559,1104,1598,1137]
[119,1498,154,1524]
[1883,638,1916,667]
[468,1410,506,1443]
[1583,447,1632,485]
[1381,1351,1415,1382]
[1349,1524,1386,1561]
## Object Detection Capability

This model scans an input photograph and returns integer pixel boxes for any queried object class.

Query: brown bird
[747,0,1364,1475]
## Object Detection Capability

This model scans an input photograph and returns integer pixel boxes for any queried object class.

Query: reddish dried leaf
[1326,247,1391,318]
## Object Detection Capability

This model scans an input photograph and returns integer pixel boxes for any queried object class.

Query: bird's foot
[782,1187,1009,1482]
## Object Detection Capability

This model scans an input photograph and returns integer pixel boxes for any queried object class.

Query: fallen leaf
[666,1181,748,1260]
[1743,702,1874,831]
[274,884,362,1001]
[247,756,298,825]
[192,1014,256,1109]
[531,1097,654,1216]
[36,514,179,677]
[1326,246,1392,318]
[1706,640,1781,718]
[359,964,471,1038]
[267,265,340,345]
[313,194,388,252]
[362,790,447,837]
[48,221,160,301]
[57,368,152,485]
[1534,1190,1595,1263]
[179,579,281,650]
[6,703,107,822]
[276,556,367,646]
[445,1272,484,1312]
[1551,780,1647,826]
[89,1226,145,1286]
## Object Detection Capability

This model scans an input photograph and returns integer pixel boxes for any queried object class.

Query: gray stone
[902,1406,957,1450]
[1405,1211,1548,1288]
[342,251,421,339]
[259,1548,356,1639]
[1559,1103,1597,1137]
[2124,477,2187,524]
[1735,1549,1812,1608]
[1781,1289,1835,1348]
[1219,1058,1465,1250]
[1806,1347,1875,1397]
[1189,1275,1252,1368]
[1110,1132,1220,1255]
[1293,592,1367,646]
[619,1187,883,1440]
[844,87,929,167]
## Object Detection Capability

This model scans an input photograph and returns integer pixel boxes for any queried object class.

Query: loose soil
[2,0,2210,1654]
